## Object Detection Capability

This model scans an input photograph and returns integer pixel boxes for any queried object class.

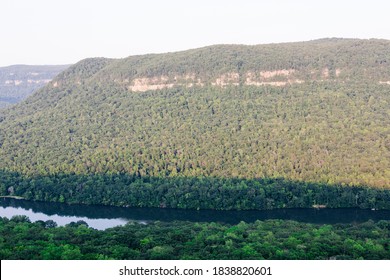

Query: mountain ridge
[44,38,390,93]
[0,39,389,210]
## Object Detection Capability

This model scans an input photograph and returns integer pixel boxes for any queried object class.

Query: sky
[1,0,390,67]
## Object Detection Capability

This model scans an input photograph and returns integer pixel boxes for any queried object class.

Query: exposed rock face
[121,69,326,92]
[48,39,390,94]
[1,39,390,197]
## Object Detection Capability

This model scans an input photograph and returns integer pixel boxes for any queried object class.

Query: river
[1,197,389,230]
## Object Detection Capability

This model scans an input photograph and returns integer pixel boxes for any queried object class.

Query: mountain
[0,64,70,108]
[0,38,389,210]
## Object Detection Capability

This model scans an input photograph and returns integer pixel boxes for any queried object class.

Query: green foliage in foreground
[1,216,389,260]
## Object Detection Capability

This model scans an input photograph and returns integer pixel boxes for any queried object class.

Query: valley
[0,64,70,108]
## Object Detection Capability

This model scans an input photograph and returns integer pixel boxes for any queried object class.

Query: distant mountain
[0,64,70,108]
[0,39,389,210]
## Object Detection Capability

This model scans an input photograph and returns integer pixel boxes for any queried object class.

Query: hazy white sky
[1,0,389,66]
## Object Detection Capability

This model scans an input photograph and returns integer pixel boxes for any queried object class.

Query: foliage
[0,216,389,260]
[1,170,390,210]
[0,39,389,210]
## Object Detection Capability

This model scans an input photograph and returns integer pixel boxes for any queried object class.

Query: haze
[1,0,390,66]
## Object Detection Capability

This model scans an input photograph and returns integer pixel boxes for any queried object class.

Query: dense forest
[0,39,389,211]
[1,216,389,260]
[1,39,390,261]
[1,171,390,210]
[0,64,69,108]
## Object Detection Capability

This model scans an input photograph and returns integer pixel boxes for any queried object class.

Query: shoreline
[0,196,24,200]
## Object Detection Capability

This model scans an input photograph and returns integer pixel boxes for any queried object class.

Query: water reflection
[1,198,389,230]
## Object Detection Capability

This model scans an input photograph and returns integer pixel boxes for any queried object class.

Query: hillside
[0,64,70,108]
[0,39,389,210]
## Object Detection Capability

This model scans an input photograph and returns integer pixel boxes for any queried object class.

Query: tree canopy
[0,39,389,210]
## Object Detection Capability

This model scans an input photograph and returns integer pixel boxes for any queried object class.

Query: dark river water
[1,198,389,230]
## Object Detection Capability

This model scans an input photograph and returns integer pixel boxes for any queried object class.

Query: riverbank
[1,197,390,230]
[0,196,24,200]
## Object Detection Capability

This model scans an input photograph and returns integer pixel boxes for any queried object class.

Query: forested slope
[0,39,389,209]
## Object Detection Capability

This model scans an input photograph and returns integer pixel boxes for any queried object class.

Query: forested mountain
[0,38,389,210]
[0,64,70,108]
